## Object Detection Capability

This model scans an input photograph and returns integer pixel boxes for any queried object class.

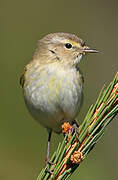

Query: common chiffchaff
[20,32,98,164]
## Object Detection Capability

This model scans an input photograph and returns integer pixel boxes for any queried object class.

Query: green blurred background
[0,0,118,179]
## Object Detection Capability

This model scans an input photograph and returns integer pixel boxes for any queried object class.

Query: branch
[37,72,118,180]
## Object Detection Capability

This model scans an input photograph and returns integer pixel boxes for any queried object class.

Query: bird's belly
[23,67,83,133]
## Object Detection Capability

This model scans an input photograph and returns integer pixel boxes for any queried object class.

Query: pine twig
[37,72,118,180]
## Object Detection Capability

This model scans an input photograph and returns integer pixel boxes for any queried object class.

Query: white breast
[23,64,83,133]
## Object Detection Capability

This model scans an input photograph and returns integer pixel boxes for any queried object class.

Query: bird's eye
[65,43,72,49]
[81,41,86,47]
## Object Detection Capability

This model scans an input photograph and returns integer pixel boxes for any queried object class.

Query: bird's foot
[71,120,79,140]
[45,158,55,174]
[62,121,79,142]
[45,167,53,174]
[46,159,55,166]
[45,159,53,174]
[71,123,79,140]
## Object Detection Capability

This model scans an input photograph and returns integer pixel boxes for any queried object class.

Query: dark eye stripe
[81,41,86,47]
[65,43,72,49]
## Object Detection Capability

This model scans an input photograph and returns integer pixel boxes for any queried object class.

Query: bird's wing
[20,67,27,88]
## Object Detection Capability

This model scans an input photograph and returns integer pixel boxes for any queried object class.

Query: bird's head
[34,32,98,67]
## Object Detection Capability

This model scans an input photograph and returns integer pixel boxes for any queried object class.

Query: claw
[45,158,55,174]
[71,123,79,139]
[45,166,53,174]
[71,120,79,141]
[62,121,79,141]
[46,159,55,166]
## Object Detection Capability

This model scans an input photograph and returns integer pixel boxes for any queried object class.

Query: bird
[20,32,98,165]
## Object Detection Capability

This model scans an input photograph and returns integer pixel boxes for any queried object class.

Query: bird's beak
[82,46,99,53]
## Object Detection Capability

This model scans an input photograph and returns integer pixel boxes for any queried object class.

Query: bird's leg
[45,130,54,174]
[46,129,52,166]
[71,120,79,139]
